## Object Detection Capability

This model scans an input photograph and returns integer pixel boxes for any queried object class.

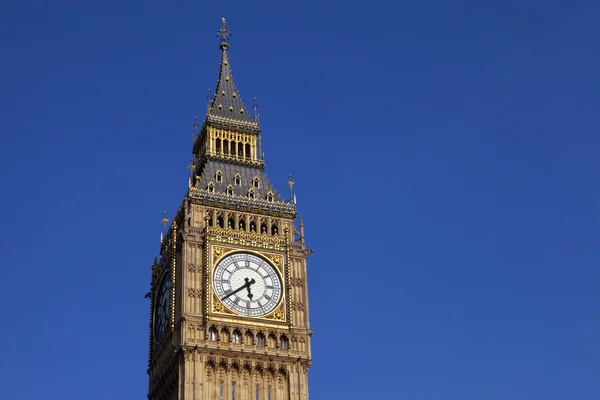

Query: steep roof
[209,18,253,124]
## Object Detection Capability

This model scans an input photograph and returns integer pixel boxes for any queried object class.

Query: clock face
[213,252,282,317]
[154,272,172,343]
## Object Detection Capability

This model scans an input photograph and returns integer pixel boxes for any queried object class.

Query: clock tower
[147,19,313,400]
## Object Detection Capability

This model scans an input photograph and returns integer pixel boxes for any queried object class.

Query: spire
[209,18,253,124]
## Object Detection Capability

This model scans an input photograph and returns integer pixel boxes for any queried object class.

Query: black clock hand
[221,278,256,301]
[246,284,253,300]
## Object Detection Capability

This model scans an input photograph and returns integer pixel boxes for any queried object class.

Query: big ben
[147,19,313,400]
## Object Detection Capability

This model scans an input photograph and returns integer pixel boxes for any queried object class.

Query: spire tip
[217,17,231,50]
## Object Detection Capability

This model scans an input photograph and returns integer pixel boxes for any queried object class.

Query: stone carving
[188,263,199,273]
[290,277,303,287]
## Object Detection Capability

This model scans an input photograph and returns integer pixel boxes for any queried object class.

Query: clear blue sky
[1,1,599,399]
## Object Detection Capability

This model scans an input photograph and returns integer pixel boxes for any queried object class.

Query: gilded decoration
[206,226,287,252]
[210,247,286,322]
[213,292,234,315]
[263,303,286,322]
[212,246,228,263]
[206,315,288,330]
[264,254,283,271]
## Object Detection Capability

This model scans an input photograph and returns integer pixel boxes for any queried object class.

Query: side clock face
[214,252,282,317]
[154,272,172,343]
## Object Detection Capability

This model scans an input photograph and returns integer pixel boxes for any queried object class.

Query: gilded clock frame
[205,242,290,326]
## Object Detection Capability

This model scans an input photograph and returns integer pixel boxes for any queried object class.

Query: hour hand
[221,278,255,301]
[245,278,255,300]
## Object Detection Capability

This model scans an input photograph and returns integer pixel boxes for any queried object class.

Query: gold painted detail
[208,227,285,246]
[206,315,288,330]
[170,221,177,333]
[213,292,234,315]
[264,254,283,270]
[264,303,286,321]
[213,245,227,262]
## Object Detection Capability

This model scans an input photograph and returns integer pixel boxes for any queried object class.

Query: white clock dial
[213,252,282,317]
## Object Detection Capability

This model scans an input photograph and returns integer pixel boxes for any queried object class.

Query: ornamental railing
[189,187,296,215]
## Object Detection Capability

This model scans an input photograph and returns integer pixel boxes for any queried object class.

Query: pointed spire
[209,18,253,124]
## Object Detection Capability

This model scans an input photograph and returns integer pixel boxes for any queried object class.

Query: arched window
[228,217,235,229]
[266,191,274,202]
[208,182,215,193]
[227,185,234,196]
[260,222,268,234]
[256,333,265,347]
[223,140,229,155]
[245,143,251,159]
[220,328,230,343]
[216,138,221,153]
[238,142,243,157]
[271,224,278,236]
[216,171,223,182]
[245,330,254,346]
[250,221,257,232]
[217,216,224,228]
[232,330,241,344]
[208,327,218,341]
[268,333,277,348]
[252,177,260,189]
[248,189,255,199]
[234,174,241,186]
[279,335,289,350]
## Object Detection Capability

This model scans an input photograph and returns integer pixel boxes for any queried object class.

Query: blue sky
[1,0,599,399]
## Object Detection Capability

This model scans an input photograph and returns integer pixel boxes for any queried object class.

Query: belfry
[147,19,313,400]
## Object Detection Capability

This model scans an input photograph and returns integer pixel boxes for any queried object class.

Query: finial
[206,89,213,113]
[161,211,169,231]
[253,97,259,122]
[287,174,295,202]
[188,157,195,176]
[193,115,199,132]
[299,216,305,243]
[217,17,231,50]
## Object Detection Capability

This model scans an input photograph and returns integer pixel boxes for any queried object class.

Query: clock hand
[246,284,253,300]
[221,278,256,301]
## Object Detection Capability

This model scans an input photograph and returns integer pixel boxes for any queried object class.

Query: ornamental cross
[217,17,231,48]
[161,211,169,231]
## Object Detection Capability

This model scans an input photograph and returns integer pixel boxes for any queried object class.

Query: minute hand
[221,278,256,301]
